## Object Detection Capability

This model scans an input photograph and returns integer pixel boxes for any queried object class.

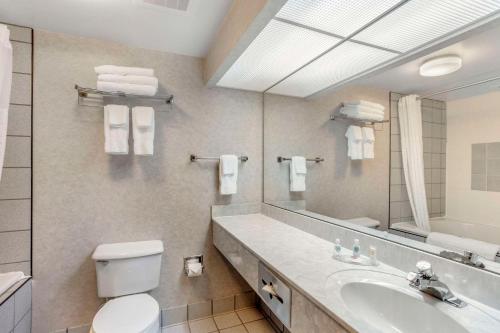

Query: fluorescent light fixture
[419,56,462,77]
[216,19,341,92]
[268,41,397,97]
[353,0,500,52]
[276,0,401,37]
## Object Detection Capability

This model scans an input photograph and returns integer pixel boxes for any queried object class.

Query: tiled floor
[162,307,277,333]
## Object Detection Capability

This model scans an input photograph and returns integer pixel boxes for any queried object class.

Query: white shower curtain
[398,95,430,231]
[0,24,12,183]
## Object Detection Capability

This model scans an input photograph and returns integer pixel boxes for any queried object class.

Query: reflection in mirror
[263,24,500,274]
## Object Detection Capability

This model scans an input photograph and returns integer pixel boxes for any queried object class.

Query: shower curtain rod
[417,75,500,100]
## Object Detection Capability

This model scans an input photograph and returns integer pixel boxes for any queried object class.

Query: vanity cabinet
[213,222,351,333]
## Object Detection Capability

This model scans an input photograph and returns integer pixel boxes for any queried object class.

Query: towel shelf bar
[277,156,324,163]
[190,154,248,162]
[330,111,389,126]
[75,84,174,107]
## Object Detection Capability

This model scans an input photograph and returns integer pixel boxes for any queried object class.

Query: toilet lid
[92,294,159,333]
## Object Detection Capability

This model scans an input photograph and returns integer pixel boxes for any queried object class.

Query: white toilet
[90,240,164,333]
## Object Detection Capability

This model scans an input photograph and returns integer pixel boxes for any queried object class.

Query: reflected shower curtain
[398,95,430,231]
[0,24,12,182]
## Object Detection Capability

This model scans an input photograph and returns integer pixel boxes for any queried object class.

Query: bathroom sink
[325,269,500,333]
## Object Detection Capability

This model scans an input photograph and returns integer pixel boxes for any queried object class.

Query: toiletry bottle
[369,246,378,266]
[352,239,360,259]
[334,238,342,258]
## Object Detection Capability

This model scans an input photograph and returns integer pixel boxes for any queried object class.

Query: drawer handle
[261,279,284,304]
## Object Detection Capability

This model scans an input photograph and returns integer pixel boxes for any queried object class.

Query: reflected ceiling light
[419,55,462,77]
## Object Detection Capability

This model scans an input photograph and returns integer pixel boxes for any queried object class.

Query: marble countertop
[213,213,500,333]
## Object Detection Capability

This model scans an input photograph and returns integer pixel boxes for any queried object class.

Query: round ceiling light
[419,55,462,77]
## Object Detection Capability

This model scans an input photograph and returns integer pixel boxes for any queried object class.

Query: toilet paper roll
[187,262,203,277]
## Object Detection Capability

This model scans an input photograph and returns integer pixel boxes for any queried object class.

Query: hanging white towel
[97,74,158,88]
[95,65,154,77]
[343,100,385,111]
[345,126,363,160]
[290,156,306,192]
[104,105,129,155]
[97,81,157,96]
[219,155,239,195]
[132,107,155,156]
[0,24,12,183]
[362,127,375,159]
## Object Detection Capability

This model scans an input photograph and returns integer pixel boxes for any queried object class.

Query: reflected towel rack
[277,156,324,163]
[190,154,248,162]
[75,84,174,107]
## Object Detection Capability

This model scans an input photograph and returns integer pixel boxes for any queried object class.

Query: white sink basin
[325,269,500,333]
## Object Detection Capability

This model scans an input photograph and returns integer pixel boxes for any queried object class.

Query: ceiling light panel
[216,20,341,92]
[268,42,397,97]
[353,0,500,53]
[275,0,401,37]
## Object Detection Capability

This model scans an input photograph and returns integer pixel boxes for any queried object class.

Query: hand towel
[219,155,239,195]
[104,105,129,154]
[426,232,500,261]
[97,74,158,89]
[362,127,375,159]
[345,126,363,160]
[134,106,154,128]
[344,100,385,111]
[106,104,128,128]
[132,107,155,156]
[0,24,12,183]
[97,81,157,96]
[290,156,306,192]
[95,65,154,77]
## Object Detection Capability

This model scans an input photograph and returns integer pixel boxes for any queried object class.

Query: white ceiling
[358,24,500,100]
[0,0,232,57]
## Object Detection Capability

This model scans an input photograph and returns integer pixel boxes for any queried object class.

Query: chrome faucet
[407,261,467,308]
[440,250,485,269]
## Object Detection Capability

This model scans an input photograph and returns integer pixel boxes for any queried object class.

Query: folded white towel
[104,105,129,154]
[344,100,385,111]
[341,106,385,120]
[98,74,158,88]
[290,156,306,192]
[132,107,155,156]
[133,106,154,128]
[95,65,154,77]
[97,81,158,96]
[345,126,363,160]
[362,127,375,159]
[0,271,28,296]
[219,155,239,195]
[106,104,128,128]
[427,232,500,261]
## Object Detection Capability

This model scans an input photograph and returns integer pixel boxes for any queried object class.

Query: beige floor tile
[162,322,190,333]
[237,307,264,323]
[245,319,275,333]
[214,312,242,330]
[220,325,247,333]
[189,317,218,333]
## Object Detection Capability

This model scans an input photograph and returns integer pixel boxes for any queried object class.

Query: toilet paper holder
[184,255,204,276]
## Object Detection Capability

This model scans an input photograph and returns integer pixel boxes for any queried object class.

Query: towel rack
[277,156,324,163]
[330,111,389,126]
[190,154,248,162]
[75,84,174,108]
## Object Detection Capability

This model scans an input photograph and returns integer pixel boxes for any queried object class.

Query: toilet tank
[92,240,164,298]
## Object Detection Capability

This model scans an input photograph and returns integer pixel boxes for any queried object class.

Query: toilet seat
[91,293,160,333]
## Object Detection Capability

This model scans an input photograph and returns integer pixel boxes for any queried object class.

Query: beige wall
[33,30,263,332]
[446,91,500,226]
[263,86,390,228]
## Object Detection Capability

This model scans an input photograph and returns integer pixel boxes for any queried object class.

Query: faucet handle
[416,261,433,278]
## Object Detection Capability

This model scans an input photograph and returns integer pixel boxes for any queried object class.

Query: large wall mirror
[263,23,500,274]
